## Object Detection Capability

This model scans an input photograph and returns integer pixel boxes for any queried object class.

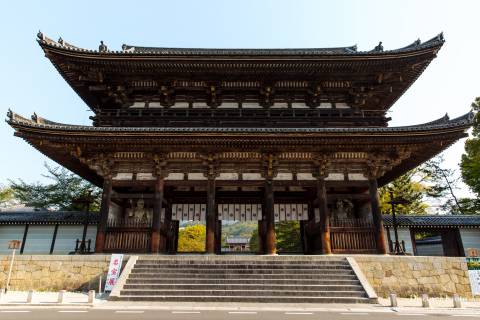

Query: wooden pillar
[151,175,165,253]
[215,220,222,254]
[264,179,276,255]
[257,220,265,254]
[95,176,112,253]
[368,178,387,254]
[317,177,331,254]
[205,177,216,254]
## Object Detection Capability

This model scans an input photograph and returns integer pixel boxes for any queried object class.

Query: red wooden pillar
[205,177,216,254]
[317,176,331,254]
[95,175,112,253]
[257,220,265,254]
[151,175,165,253]
[368,177,387,254]
[264,179,276,255]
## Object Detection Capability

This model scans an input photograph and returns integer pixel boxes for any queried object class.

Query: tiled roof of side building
[383,215,480,228]
[0,210,99,225]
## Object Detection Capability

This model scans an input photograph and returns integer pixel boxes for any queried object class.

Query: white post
[88,290,95,304]
[389,293,398,307]
[26,290,34,304]
[57,290,66,303]
[5,248,16,293]
[98,275,102,294]
[421,294,430,308]
[0,288,5,302]
[453,294,462,308]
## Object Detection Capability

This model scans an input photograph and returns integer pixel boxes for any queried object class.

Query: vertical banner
[467,257,480,295]
[105,254,124,292]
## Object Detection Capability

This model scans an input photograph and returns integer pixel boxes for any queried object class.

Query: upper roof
[36,33,445,115]
[39,32,444,56]
[383,215,480,228]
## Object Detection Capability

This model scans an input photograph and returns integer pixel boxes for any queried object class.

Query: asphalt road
[0,309,479,320]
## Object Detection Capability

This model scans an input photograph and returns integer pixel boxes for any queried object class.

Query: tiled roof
[383,215,480,228]
[0,211,99,225]
[6,110,474,134]
[37,32,444,56]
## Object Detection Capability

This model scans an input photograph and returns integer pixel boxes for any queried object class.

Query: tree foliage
[177,224,206,252]
[275,221,302,252]
[9,163,101,211]
[0,186,15,208]
[460,97,480,214]
[248,221,302,253]
[379,155,463,215]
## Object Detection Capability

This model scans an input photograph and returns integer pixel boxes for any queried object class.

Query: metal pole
[6,248,15,293]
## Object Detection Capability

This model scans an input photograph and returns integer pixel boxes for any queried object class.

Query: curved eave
[7,111,473,137]
[37,34,444,60]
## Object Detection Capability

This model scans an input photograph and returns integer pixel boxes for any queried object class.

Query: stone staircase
[110,256,376,303]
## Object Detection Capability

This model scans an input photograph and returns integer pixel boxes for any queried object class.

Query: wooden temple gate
[8,33,473,255]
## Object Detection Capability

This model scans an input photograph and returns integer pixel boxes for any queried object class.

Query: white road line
[58,310,88,313]
[397,314,425,316]
[451,316,480,318]
[115,310,145,313]
[285,312,313,315]
[171,311,201,314]
[0,311,31,313]
[228,311,258,314]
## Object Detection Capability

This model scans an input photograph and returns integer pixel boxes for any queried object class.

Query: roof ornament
[373,41,383,52]
[414,38,421,46]
[6,108,13,120]
[99,40,108,52]
[31,112,39,123]
[37,30,44,40]
[437,32,444,41]
[58,37,64,46]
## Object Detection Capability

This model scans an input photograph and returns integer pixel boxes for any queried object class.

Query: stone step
[126,278,361,285]
[123,283,364,291]
[119,289,367,298]
[135,260,349,266]
[130,268,355,275]
[111,295,373,304]
[127,273,358,280]
[132,263,351,270]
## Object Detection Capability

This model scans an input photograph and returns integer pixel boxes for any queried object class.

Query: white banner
[105,254,124,292]
[467,257,480,296]
[469,270,480,295]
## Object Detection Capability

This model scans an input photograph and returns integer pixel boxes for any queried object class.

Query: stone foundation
[353,255,472,298]
[0,255,111,291]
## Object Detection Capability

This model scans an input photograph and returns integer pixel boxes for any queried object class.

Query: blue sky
[0,0,479,197]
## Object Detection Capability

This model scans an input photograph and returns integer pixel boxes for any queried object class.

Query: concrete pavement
[0,307,479,320]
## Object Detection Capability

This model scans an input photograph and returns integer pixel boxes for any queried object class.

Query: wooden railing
[330,218,377,253]
[105,218,152,252]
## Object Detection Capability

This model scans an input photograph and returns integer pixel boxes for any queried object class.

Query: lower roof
[0,211,99,225]
[383,215,480,228]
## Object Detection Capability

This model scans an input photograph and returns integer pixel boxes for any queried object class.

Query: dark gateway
[7,33,473,255]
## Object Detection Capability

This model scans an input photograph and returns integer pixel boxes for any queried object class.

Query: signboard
[8,240,21,250]
[467,257,480,296]
[105,254,124,292]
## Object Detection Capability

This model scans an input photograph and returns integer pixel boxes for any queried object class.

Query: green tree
[249,221,302,253]
[460,97,480,214]
[9,163,101,211]
[379,169,429,215]
[177,224,206,252]
[0,185,15,208]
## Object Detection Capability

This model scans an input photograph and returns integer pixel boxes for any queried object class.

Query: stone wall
[0,255,111,291]
[354,255,472,298]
